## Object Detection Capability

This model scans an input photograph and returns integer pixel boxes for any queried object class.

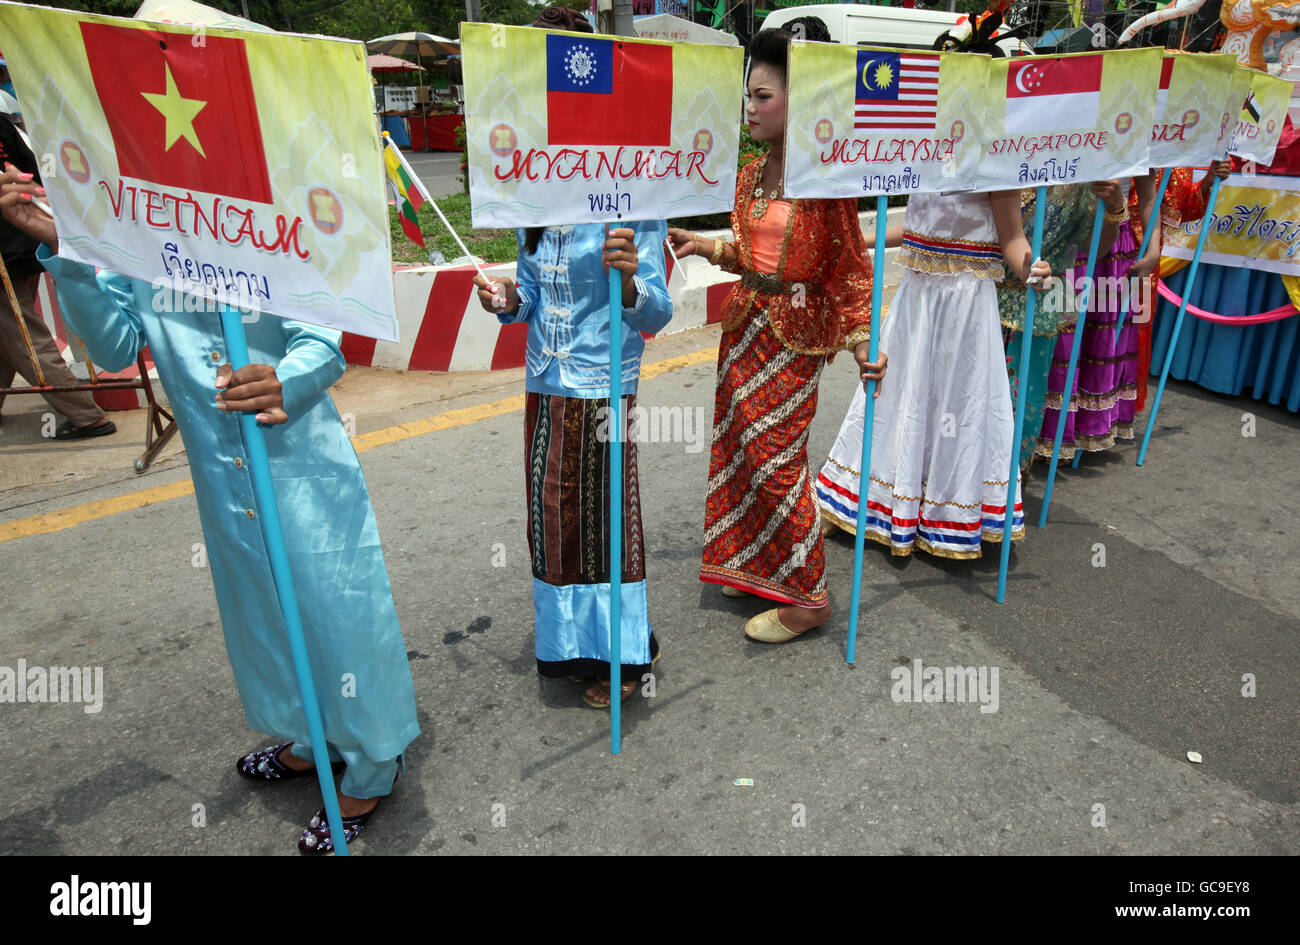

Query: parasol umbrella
[367,33,459,147]
[367,53,424,73]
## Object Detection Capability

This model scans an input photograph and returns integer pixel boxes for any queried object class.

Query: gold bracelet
[1103,205,1128,224]
[709,238,724,267]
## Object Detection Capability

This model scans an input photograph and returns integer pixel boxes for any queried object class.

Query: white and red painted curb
[344,208,903,373]
[27,273,156,412]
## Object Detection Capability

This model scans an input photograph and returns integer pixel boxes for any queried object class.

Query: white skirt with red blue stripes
[816,268,1024,559]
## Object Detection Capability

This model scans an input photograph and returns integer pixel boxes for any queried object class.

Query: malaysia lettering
[97,180,310,260]
[819,136,956,166]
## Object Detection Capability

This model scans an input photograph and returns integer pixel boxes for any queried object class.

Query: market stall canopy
[367,32,459,58]
[368,53,424,73]
[633,13,738,46]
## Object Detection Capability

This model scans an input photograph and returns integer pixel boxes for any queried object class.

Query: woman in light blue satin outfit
[3,172,417,855]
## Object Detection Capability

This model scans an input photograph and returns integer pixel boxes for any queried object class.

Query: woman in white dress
[815,190,1050,559]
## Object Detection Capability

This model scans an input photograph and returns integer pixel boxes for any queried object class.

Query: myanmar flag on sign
[80,22,272,203]
[546,34,672,146]
[1006,54,1103,135]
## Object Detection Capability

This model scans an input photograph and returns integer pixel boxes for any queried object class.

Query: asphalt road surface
[1,323,1297,855]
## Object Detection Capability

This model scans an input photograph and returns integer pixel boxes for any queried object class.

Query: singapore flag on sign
[1006,55,1102,134]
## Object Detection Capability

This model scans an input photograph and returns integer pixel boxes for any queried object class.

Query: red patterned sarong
[701,309,828,608]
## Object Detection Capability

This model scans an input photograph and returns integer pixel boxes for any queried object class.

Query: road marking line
[0,345,719,542]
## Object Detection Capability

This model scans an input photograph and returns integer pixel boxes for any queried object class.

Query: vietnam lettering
[98,179,311,261]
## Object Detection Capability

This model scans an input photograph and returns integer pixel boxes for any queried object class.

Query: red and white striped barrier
[339,252,739,372]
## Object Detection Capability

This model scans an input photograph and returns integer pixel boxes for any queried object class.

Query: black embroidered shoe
[236,743,342,783]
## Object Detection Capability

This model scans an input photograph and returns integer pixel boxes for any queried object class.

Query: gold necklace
[751,154,782,220]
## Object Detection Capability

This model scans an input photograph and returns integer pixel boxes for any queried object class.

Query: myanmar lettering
[987,131,1110,160]
[493,147,718,184]
[98,179,310,260]
[819,136,956,165]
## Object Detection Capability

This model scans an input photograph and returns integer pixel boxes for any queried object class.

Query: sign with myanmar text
[784,43,993,197]
[0,4,399,341]
[460,22,743,227]
[976,48,1161,191]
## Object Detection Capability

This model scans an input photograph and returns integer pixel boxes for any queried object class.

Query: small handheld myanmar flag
[384,137,426,248]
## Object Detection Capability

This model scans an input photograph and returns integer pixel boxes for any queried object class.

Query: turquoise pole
[846,195,887,665]
[1038,200,1106,528]
[997,187,1047,603]
[219,307,349,855]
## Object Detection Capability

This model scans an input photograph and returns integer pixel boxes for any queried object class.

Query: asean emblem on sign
[307,186,343,236]
[1220,111,1231,137]
[489,122,518,157]
[1182,108,1199,129]
[1268,118,1278,135]
[950,119,965,143]
[813,118,833,144]
[693,128,714,155]
[1114,112,1133,135]
[60,140,91,183]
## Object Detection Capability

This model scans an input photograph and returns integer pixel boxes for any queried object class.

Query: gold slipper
[744,609,803,644]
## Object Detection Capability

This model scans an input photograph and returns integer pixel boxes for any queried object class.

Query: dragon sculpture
[1119,0,1300,75]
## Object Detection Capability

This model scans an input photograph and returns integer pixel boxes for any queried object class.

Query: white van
[761,4,1030,56]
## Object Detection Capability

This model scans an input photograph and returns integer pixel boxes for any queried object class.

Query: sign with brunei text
[0,3,399,340]
[460,22,743,227]
[784,42,994,197]
[1228,67,1292,168]
[976,48,1162,191]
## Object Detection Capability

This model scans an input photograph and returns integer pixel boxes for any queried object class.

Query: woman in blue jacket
[475,221,673,708]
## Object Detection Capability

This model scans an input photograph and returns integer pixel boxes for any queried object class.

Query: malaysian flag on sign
[854,49,939,133]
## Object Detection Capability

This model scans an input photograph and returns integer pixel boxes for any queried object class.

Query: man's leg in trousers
[0,273,107,427]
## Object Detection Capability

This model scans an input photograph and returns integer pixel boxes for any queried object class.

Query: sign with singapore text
[0,3,400,341]
[460,22,743,227]
[976,48,1161,191]
[784,42,993,197]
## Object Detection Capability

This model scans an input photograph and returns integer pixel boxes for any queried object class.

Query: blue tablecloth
[381,114,409,148]
[1151,262,1300,413]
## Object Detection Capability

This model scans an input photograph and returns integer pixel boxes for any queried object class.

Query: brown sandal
[582,679,637,708]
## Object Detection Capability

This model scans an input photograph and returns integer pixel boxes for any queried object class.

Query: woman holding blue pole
[669,25,887,645]
[0,168,419,855]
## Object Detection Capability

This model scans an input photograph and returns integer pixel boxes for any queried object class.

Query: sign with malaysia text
[0,3,400,341]
[1164,174,1300,277]
[784,42,994,198]
[1228,67,1292,168]
[1149,53,1247,168]
[976,48,1162,191]
[460,22,743,227]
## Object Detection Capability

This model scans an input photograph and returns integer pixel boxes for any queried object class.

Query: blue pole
[996,186,1046,604]
[606,247,623,754]
[1038,200,1106,529]
[846,194,887,665]
[1139,174,1224,466]
[218,307,349,855]
[1115,167,1170,344]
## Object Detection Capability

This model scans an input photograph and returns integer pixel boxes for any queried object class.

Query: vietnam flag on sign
[80,22,272,204]
[546,34,672,146]
[1006,54,1103,135]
